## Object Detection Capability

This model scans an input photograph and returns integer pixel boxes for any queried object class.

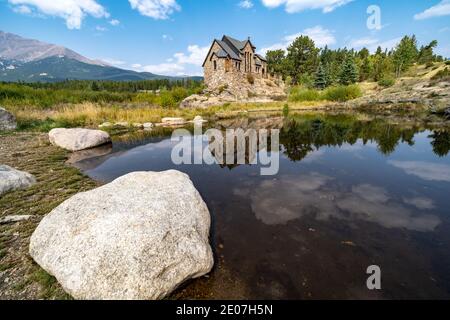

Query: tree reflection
[280,115,450,162]
[429,131,450,157]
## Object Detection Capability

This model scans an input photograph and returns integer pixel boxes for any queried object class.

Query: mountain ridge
[0,31,200,82]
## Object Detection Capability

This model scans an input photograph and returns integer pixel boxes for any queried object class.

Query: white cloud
[141,63,184,75]
[101,58,126,67]
[95,25,107,32]
[261,0,353,13]
[12,4,32,14]
[414,0,450,20]
[129,0,180,20]
[133,43,209,76]
[109,19,120,26]
[260,25,335,54]
[174,45,209,66]
[239,0,254,9]
[347,36,401,52]
[8,0,109,29]
[162,34,173,41]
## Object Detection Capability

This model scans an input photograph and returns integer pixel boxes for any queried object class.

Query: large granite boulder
[49,128,111,152]
[0,165,36,196]
[0,107,17,131]
[29,170,213,300]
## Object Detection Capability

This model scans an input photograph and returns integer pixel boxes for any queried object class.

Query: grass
[0,133,98,299]
[289,85,362,103]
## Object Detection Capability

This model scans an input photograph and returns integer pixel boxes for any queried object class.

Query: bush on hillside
[323,85,362,102]
[378,77,396,88]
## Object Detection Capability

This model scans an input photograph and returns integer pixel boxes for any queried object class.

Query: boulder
[98,122,113,129]
[132,123,143,129]
[0,107,17,131]
[143,122,154,129]
[161,117,187,126]
[49,128,111,152]
[0,215,34,224]
[0,165,36,196]
[29,170,214,300]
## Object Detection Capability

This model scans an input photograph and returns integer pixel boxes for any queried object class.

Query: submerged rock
[0,107,17,131]
[0,165,36,196]
[29,170,214,300]
[49,128,111,152]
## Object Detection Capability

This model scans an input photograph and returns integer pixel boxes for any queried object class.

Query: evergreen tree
[286,36,320,84]
[339,56,359,85]
[418,40,438,65]
[314,63,329,89]
[393,35,419,77]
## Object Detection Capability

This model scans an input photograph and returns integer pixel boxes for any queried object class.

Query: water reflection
[233,174,440,232]
[72,113,450,299]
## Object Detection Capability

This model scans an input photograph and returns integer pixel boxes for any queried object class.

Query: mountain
[0,31,104,66]
[0,31,201,82]
[0,56,175,82]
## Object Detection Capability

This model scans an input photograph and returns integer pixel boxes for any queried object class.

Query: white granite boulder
[29,170,214,300]
[0,107,17,131]
[0,165,36,196]
[49,128,111,152]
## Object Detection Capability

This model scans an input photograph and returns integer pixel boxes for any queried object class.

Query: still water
[73,113,450,299]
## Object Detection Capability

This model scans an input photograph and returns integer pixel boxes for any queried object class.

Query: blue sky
[0,0,449,76]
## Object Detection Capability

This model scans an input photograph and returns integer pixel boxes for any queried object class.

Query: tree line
[266,35,446,89]
[18,78,203,93]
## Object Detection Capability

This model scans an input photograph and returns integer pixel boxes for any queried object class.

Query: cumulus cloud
[347,37,401,52]
[260,25,335,54]
[141,63,184,75]
[239,0,254,9]
[109,19,120,26]
[414,0,450,20]
[233,174,441,232]
[173,45,210,66]
[129,0,180,20]
[8,0,109,29]
[261,0,353,13]
[132,44,208,76]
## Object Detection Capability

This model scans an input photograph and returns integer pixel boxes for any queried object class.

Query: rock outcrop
[181,77,287,109]
[0,107,17,131]
[0,165,36,196]
[29,170,214,300]
[49,128,111,152]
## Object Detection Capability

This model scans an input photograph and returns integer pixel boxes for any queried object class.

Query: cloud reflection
[234,173,441,232]
[388,160,450,182]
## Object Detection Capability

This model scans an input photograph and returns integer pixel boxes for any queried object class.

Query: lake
[72,113,450,299]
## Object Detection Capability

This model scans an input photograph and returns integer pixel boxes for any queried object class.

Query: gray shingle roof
[217,40,241,60]
[203,35,266,66]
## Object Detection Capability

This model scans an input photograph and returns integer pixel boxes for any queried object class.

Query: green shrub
[445,60,450,66]
[289,87,321,102]
[378,77,396,88]
[159,92,177,108]
[283,104,290,117]
[323,85,362,102]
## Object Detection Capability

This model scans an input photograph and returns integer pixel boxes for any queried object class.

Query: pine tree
[314,63,328,89]
[339,56,359,85]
